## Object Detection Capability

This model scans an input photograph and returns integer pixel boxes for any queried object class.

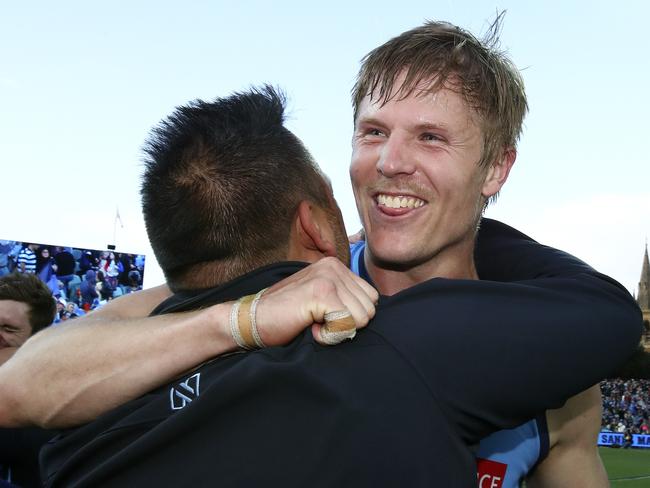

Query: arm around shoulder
[0,261,377,429]
[0,285,238,428]
[390,220,642,435]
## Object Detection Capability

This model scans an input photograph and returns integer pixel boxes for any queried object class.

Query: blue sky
[1,0,648,293]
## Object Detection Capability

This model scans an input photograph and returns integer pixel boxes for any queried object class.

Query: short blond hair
[352,15,528,168]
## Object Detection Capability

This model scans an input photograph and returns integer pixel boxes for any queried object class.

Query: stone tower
[637,243,650,348]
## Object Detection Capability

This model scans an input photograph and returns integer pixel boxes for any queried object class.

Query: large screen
[0,240,146,320]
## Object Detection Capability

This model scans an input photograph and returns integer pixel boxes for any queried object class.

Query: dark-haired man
[0,272,56,366]
[15,245,37,275]
[5,86,638,486]
[0,272,56,487]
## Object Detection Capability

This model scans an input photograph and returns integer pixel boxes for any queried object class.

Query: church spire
[638,243,650,311]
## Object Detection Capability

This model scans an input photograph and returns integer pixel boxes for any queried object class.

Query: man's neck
[365,239,478,296]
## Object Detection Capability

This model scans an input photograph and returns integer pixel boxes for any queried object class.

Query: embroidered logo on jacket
[170,372,201,411]
[476,458,507,488]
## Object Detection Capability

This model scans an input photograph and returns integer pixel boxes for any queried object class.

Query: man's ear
[289,200,337,261]
[482,147,516,198]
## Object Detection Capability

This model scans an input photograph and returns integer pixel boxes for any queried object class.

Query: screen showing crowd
[0,240,145,323]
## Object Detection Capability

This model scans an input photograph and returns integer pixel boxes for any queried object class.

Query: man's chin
[367,246,427,272]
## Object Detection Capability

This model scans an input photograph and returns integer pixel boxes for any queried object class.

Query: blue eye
[421,133,441,141]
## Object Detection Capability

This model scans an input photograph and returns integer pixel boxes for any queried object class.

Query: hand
[255,257,379,346]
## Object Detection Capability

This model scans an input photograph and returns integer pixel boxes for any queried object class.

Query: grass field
[601,447,650,487]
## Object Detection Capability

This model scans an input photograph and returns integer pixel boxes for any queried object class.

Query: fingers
[305,262,376,347]
[323,255,378,303]
[305,257,377,330]
[321,274,373,330]
[311,322,357,346]
[324,257,378,325]
[321,310,357,345]
[254,257,379,347]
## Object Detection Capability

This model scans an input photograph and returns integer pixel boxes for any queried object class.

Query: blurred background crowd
[601,379,650,436]
[0,240,145,321]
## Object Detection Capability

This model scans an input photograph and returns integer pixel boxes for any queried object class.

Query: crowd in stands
[0,240,145,322]
[601,379,650,436]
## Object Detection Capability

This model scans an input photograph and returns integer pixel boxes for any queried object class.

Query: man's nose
[376,136,416,177]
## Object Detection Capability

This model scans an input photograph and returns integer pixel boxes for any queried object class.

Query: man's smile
[371,191,428,218]
[375,193,426,209]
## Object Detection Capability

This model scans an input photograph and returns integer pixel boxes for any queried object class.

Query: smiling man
[346,20,607,487]
[351,81,510,289]
[0,272,56,366]
[0,272,56,487]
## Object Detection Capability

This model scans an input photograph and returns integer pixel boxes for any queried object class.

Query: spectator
[15,244,37,274]
[79,270,98,311]
[53,247,76,296]
[35,247,60,297]
[0,242,14,277]
[127,270,142,293]
[0,272,56,365]
[0,274,57,487]
[93,270,114,307]
[116,253,133,287]
[53,298,67,324]
[78,251,98,278]
[55,300,82,323]
[99,252,120,290]
[6,243,22,273]
[135,254,145,274]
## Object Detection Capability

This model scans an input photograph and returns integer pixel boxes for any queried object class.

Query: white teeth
[377,194,425,209]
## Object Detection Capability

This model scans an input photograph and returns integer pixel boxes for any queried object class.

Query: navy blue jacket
[41,220,642,487]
